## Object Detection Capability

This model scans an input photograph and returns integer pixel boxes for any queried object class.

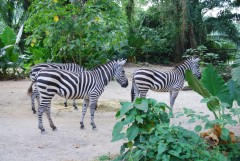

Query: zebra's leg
[31,88,38,114]
[38,103,48,133]
[64,99,67,107]
[89,102,97,130]
[139,89,149,98]
[72,99,78,110]
[45,105,57,131]
[80,98,89,129]
[169,90,179,117]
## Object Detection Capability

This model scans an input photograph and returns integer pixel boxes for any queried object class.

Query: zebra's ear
[118,59,127,66]
[193,58,200,62]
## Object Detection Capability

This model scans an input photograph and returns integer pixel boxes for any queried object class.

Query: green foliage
[112,98,227,161]
[98,153,113,161]
[135,4,177,63]
[184,40,237,81]
[25,0,128,68]
[177,108,240,160]
[201,65,233,108]
[112,98,170,142]
[232,51,240,86]
[0,27,19,75]
[204,39,237,62]
[184,65,240,146]
[185,65,240,121]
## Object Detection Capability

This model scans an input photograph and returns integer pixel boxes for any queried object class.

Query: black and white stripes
[29,63,86,113]
[28,59,128,132]
[131,57,201,110]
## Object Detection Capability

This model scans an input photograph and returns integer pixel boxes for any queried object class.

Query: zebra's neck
[92,61,115,86]
[175,60,191,77]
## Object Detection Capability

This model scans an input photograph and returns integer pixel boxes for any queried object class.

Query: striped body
[131,57,201,114]
[30,63,85,81]
[29,63,86,113]
[28,59,128,132]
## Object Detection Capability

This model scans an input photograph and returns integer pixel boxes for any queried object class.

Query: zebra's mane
[90,60,116,71]
[174,57,195,69]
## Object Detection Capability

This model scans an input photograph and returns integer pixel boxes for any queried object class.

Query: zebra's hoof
[92,127,97,131]
[73,105,78,110]
[40,129,46,134]
[33,110,36,114]
[52,127,57,131]
[64,103,67,107]
[80,125,85,129]
[91,123,97,130]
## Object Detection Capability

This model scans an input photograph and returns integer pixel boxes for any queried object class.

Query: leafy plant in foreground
[184,65,240,142]
[112,98,225,161]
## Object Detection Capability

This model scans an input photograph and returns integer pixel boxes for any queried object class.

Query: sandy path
[0,65,239,161]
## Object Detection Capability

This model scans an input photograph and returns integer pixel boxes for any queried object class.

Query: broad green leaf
[188,118,196,123]
[126,124,139,141]
[158,143,167,154]
[1,26,16,45]
[201,65,233,108]
[118,102,133,118]
[112,121,125,142]
[228,79,240,106]
[185,70,219,113]
[159,111,170,123]
[111,132,125,142]
[220,128,230,141]
[132,150,142,161]
[194,125,202,133]
[168,150,180,157]
[134,99,148,111]
[185,70,210,98]
[136,116,143,123]
[33,48,44,60]
[123,115,135,125]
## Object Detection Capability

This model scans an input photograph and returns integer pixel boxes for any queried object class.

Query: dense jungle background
[0,0,240,79]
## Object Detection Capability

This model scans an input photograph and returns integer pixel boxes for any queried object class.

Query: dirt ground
[0,64,239,161]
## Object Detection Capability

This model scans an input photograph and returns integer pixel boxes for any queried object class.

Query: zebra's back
[133,68,184,92]
[30,63,85,80]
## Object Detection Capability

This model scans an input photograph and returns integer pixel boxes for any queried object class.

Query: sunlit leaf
[1,26,16,45]
[201,65,233,108]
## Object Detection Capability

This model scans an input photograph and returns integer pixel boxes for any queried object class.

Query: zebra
[27,59,128,132]
[29,63,86,114]
[131,57,201,115]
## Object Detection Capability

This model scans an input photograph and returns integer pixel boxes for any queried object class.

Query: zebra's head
[189,57,201,79]
[114,59,128,88]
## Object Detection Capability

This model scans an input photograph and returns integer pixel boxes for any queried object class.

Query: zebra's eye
[122,70,125,74]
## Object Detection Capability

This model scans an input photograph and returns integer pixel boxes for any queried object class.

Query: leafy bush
[184,41,237,80]
[204,39,236,62]
[112,98,226,161]
[24,0,128,69]
[0,26,29,78]
[183,65,240,154]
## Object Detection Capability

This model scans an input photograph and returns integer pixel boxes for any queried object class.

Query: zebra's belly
[57,89,89,100]
[151,88,170,92]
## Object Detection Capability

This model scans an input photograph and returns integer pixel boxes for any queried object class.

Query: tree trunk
[189,22,197,48]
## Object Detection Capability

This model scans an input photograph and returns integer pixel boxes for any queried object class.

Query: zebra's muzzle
[121,81,128,88]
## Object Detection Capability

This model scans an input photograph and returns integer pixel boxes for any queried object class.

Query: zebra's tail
[27,82,34,96]
[131,76,138,102]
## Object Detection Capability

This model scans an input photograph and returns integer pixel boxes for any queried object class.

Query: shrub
[112,98,225,161]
